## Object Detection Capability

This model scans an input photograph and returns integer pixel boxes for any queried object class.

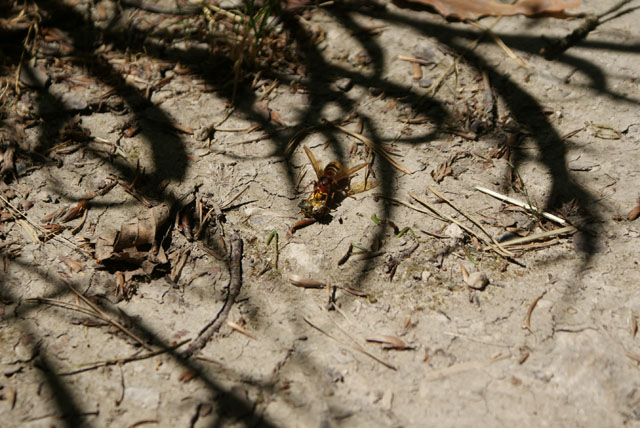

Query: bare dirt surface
[1,0,640,426]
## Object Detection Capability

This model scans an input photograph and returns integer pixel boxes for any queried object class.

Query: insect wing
[349,178,378,195]
[334,162,368,182]
[303,146,324,179]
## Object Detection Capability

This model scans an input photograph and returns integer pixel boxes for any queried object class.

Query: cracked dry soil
[1,0,640,427]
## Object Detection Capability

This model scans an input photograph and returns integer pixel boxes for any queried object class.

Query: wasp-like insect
[290,146,374,234]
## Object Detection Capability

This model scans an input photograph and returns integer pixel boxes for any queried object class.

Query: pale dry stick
[226,320,256,339]
[487,225,576,249]
[182,232,243,358]
[333,124,412,175]
[474,186,568,225]
[0,194,90,257]
[468,21,527,68]
[64,281,152,350]
[115,364,125,406]
[522,290,547,331]
[58,340,190,376]
[303,316,396,371]
[427,186,514,257]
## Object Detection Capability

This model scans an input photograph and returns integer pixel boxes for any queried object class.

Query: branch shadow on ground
[2,0,638,425]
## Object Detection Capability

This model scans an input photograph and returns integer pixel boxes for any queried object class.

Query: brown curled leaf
[61,199,88,223]
[366,334,408,350]
[113,203,170,251]
[627,205,640,221]
[59,256,84,273]
[289,274,326,289]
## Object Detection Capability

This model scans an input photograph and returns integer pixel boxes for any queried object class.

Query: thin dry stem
[427,186,514,257]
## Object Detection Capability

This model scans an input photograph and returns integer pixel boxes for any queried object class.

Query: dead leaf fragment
[393,0,580,21]
[431,151,469,183]
[366,334,408,350]
[289,274,326,289]
[114,203,170,251]
[178,370,196,382]
[61,199,88,223]
[60,256,84,273]
[227,320,256,339]
[627,205,640,221]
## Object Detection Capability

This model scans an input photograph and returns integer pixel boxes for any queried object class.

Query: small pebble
[419,78,433,88]
[466,272,489,290]
[335,77,353,92]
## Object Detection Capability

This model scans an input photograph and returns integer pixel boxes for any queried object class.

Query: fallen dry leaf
[178,370,197,383]
[431,151,469,183]
[392,0,580,21]
[627,199,640,221]
[61,199,88,223]
[60,256,84,273]
[366,334,408,350]
[114,203,170,251]
[289,274,326,289]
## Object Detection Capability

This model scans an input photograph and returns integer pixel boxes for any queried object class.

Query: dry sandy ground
[1,0,640,426]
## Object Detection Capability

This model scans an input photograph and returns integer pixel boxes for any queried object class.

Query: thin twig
[474,186,568,225]
[25,297,104,319]
[64,281,152,350]
[0,194,89,257]
[488,225,576,249]
[427,186,514,257]
[468,21,526,68]
[410,192,478,238]
[522,290,547,330]
[303,316,396,371]
[410,191,512,259]
[373,193,447,222]
[182,232,243,358]
[58,340,190,376]
[221,185,249,210]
